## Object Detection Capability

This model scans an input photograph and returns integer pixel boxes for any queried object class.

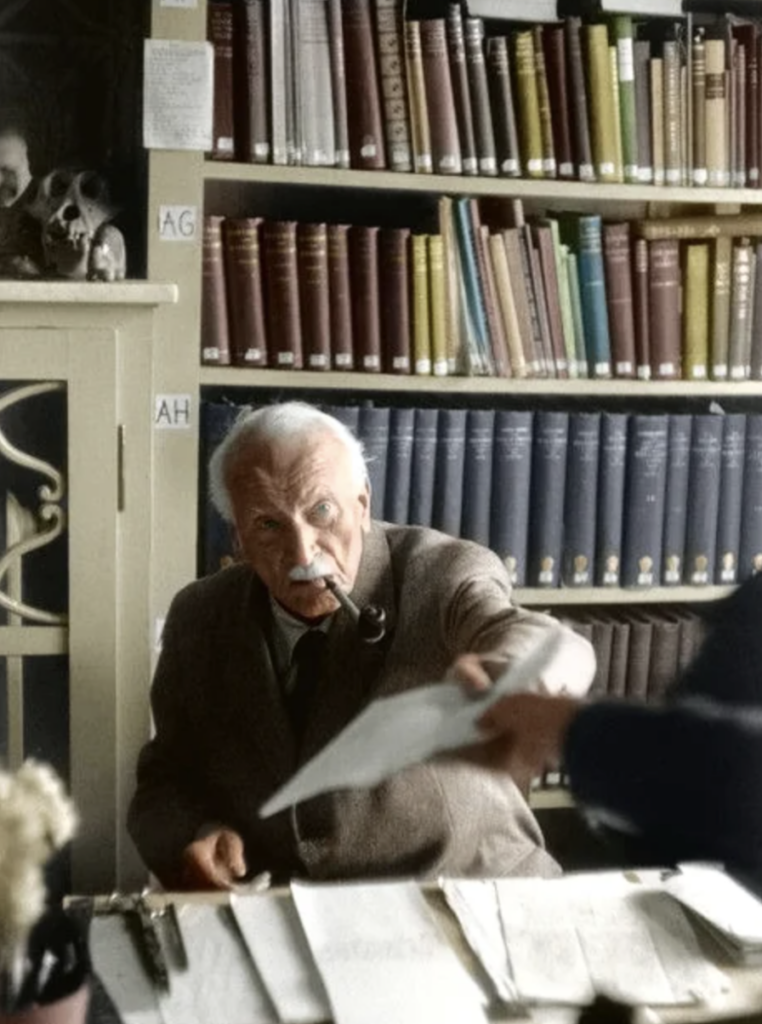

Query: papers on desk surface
[260,625,586,817]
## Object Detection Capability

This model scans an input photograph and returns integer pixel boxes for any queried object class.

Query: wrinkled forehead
[227,430,359,502]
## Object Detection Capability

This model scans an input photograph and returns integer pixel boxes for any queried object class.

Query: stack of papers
[664,864,762,965]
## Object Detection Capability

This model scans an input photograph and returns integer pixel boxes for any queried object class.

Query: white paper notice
[231,893,331,1024]
[260,625,588,817]
[159,904,276,1024]
[143,39,213,151]
[291,880,487,1024]
[88,916,162,1024]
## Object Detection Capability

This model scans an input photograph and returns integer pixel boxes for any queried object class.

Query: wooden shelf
[199,367,762,397]
[0,280,178,306]
[515,586,734,605]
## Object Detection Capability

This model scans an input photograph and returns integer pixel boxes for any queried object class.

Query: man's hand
[474,692,581,778]
[180,827,248,890]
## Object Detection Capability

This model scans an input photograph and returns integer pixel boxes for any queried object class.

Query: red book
[327,224,354,370]
[297,223,331,371]
[603,222,636,379]
[341,0,386,169]
[222,217,268,367]
[648,239,681,380]
[349,225,382,372]
[379,227,412,374]
[262,221,303,369]
[420,19,462,175]
[200,215,231,366]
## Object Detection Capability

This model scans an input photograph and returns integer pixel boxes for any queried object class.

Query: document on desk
[291,880,488,1024]
[443,873,728,1008]
[231,892,332,1023]
[89,914,163,1024]
[260,626,581,817]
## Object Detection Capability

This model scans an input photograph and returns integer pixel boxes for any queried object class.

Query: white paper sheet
[159,904,276,1024]
[260,625,591,817]
[291,880,488,1024]
[666,863,762,952]
[89,915,163,1024]
[231,893,331,1024]
[143,39,213,151]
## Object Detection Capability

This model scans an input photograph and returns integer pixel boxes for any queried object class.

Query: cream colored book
[488,232,527,377]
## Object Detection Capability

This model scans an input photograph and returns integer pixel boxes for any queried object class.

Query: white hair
[208,401,369,523]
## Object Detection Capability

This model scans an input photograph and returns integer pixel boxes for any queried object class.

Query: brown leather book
[207,0,235,160]
[634,39,653,183]
[647,612,681,703]
[542,24,574,180]
[464,17,498,177]
[378,227,412,374]
[341,0,386,169]
[221,217,268,367]
[297,223,331,371]
[624,611,654,703]
[478,224,510,377]
[233,0,269,163]
[533,224,568,378]
[446,3,478,176]
[648,238,681,380]
[420,19,462,175]
[262,221,303,369]
[200,215,231,366]
[589,616,615,699]
[563,16,594,182]
[349,225,382,372]
[374,0,413,172]
[602,222,636,379]
[533,25,556,179]
[327,0,350,168]
[632,236,650,379]
[607,616,631,699]
[502,227,541,375]
[327,224,354,370]
[485,37,520,178]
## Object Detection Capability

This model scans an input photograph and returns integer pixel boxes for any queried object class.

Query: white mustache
[289,553,334,582]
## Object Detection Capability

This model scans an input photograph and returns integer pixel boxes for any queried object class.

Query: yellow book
[437,195,463,374]
[682,243,710,380]
[705,38,728,187]
[404,20,433,174]
[585,23,618,182]
[411,233,432,374]
[650,56,665,186]
[608,44,624,183]
[488,232,527,377]
[512,29,544,178]
[427,234,448,377]
[711,235,733,379]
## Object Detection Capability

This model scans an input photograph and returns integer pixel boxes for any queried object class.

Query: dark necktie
[287,630,326,742]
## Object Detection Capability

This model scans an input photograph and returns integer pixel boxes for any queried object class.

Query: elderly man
[127,401,594,890]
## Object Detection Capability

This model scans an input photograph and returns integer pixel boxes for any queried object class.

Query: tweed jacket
[128,522,591,885]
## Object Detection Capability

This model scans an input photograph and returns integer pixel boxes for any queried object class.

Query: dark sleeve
[564,699,762,876]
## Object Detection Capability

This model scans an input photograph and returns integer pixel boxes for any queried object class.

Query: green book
[612,16,638,184]
[546,218,578,378]
[565,248,589,378]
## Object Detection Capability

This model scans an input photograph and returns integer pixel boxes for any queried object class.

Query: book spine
[662,413,691,585]
[221,216,268,367]
[461,408,495,546]
[485,37,520,178]
[633,39,653,183]
[477,223,510,377]
[502,228,541,376]
[682,242,711,380]
[565,249,588,378]
[374,0,413,172]
[595,412,628,587]
[549,221,577,376]
[342,0,386,169]
[297,221,331,370]
[404,19,433,174]
[235,0,269,163]
[327,223,354,370]
[533,25,557,179]
[490,410,533,586]
[453,197,490,374]
[692,29,707,186]
[683,413,724,585]
[577,215,612,378]
[647,614,681,702]
[711,235,732,380]
[269,0,288,164]
[297,0,336,167]
[746,25,760,187]
[607,617,631,699]
[528,409,569,588]
[662,39,682,186]
[438,195,463,374]
[411,233,432,375]
[409,407,439,529]
[207,0,235,159]
[287,0,301,165]
[378,227,411,375]
[728,238,754,380]
[621,414,669,588]
[428,234,448,377]
[420,19,462,175]
[648,238,681,380]
[512,29,544,179]
[739,413,762,580]
[464,17,498,177]
[585,22,618,183]
[624,613,653,703]
[384,406,415,524]
[446,2,478,176]
[542,24,574,179]
[562,411,601,587]
[602,221,636,378]
[613,15,638,183]
[432,407,467,537]
[534,224,568,377]
[715,412,747,584]
[564,16,594,183]
[489,233,527,377]
[349,224,382,372]
[200,215,231,366]
[358,405,390,519]
[632,237,651,380]
[705,36,729,187]
[751,241,762,379]
[327,0,350,168]
[263,220,302,368]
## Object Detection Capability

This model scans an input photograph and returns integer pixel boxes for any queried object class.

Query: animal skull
[28,168,119,279]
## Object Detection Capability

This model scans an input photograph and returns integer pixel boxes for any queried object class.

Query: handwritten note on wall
[143,39,213,151]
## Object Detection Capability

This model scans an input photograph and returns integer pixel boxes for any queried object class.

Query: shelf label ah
[155,394,192,430]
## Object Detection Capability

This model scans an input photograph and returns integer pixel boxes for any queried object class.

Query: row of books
[199,401,762,590]
[208,1,761,189]
[201,202,762,381]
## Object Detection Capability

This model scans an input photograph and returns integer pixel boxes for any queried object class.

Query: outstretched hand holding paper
[259,623,593,818]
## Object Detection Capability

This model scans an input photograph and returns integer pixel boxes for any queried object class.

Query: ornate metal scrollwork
[0,381,67,624]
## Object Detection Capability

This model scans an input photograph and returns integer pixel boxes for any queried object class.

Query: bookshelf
[146,1,762,825]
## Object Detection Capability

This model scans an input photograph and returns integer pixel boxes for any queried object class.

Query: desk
[78,882,762,1024]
